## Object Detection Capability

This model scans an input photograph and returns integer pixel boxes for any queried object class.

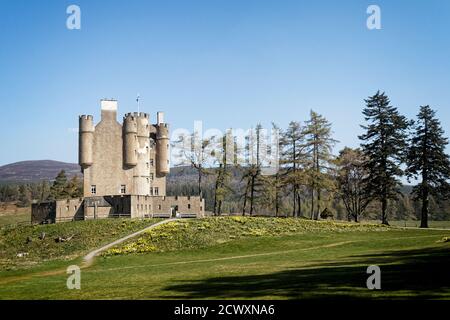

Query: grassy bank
[104,216,388,256]
[0,218,161,270]
[0,217,449,299]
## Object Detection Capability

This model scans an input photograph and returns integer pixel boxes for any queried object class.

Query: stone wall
[130,195,204,218]
[32,195,204,224]
[31,201,56,224]
[83,195,132,219]
[55,198,84,222]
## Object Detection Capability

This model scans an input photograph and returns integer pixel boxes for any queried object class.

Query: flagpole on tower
[136,94,140,113]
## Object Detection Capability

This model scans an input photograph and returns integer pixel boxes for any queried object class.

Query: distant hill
[0,160,202,184]
[0,160,81,183]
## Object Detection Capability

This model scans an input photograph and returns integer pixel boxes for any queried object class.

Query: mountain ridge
[0,160,81,183]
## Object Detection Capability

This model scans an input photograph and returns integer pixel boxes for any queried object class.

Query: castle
[32,99,204,223]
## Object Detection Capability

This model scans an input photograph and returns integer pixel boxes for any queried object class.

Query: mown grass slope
[0,218,161,270]
[1,227,449,299]
[1,217,449,299]
[104,217,389,256]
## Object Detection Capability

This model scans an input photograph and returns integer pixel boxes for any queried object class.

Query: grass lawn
[0,218,162,270]
[0,217,449,299]
[0,203,30,227]
[388,220,450,229]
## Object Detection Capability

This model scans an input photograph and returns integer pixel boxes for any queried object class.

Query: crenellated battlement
[124,112,149,119]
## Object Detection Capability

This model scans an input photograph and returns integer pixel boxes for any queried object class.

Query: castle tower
[123,114,138,167]
[79,115,94,169]
[123,112,152,195]
[155,112,170,177]
[78,99,170,198]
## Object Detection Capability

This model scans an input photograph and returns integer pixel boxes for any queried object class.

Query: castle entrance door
[171,205,178,218]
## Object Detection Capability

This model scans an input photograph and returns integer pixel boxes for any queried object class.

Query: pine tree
[359,91,409,225]
[49,170,68,200]
[304,110,337,220]
[280,121,306,217]
[17,184,31,207]
[39,180,51,202]
[406,105,450,228]
[64,176,83,198]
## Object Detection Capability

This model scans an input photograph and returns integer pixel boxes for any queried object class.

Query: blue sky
[0,0,449,165]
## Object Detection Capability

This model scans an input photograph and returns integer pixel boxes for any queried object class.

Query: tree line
[173,91,450,227]
[0,171,82,207]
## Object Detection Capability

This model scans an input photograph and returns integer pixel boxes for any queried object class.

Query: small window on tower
[150,188,153,196]
[150,173,154,180]
[120,185,126,194]
[154,187,159,196]
[91,185,96,194]
[150,159,154,166]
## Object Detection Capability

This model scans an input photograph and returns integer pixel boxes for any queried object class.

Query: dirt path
[82,218,177,267]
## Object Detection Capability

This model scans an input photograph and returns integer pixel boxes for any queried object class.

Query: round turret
[79,115,94,169]
[123,114,138,166]
[156,123,170,176]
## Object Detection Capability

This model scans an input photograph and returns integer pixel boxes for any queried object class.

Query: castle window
[158,205,161,210]
[150,159,154,166]
[66,206,69,211]
[154,187,159,196]
[188,204,191,209]
[150,173,154,180]
[120,185,126,194]
[91,185,96,194]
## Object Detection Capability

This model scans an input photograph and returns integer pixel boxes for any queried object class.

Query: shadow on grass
[162,246,450,299]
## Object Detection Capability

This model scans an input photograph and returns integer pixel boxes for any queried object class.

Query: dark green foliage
[406,106,450,228]
[359,91,410,225]
[48,170,68,200]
